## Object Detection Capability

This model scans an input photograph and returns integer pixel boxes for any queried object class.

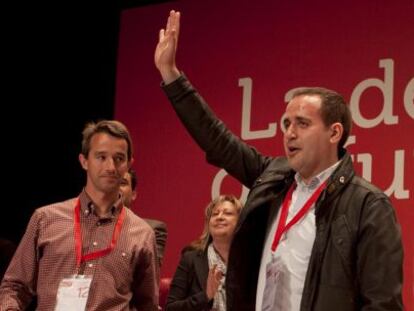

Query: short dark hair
[81,120,133,161]
[128,168,138,190]
[292,87,352,154]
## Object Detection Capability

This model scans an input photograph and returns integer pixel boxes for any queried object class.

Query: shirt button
[96,221,101,226]
[93,241,98,246]
[121,252,126,257]
[88,263,93,268]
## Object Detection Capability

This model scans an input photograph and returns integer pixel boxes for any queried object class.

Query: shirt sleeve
[131,228,160,311]
[0,209,43,309]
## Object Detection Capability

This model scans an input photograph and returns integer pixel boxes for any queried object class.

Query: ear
[79,153,88,171]
[330,122,343,144]
[131,190,137,201]
[129,157,134,168]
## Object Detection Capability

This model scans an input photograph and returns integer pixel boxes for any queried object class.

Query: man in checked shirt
[0,120,159,310]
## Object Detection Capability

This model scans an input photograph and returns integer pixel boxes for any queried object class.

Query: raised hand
[206,265,224,300]
[154,10,181,84]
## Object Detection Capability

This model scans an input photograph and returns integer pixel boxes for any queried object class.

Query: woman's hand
[206,265,224,300]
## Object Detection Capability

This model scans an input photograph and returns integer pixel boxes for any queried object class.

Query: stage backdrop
[115,0,413,306]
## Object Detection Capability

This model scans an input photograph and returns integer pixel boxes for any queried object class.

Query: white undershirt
[255,161,340,311]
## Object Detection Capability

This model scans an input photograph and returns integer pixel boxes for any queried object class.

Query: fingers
[159,29,165,42]
[166,12,171,32]
[208,265,215,278]
[155,10,181,83]
[214,269,223,282]
[210,264,217,276]
[210,265,224,282]
[206,265,217,300]
[206,264,225,300]
[172,11,180,40]
[166,10,180,38]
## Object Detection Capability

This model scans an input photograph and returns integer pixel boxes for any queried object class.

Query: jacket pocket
[331,215,354,280]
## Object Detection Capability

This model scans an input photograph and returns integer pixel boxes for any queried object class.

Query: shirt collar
[79,189,123,219]
[295,160,341,191]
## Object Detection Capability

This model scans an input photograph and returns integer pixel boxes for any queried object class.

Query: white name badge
[261,257,282,311]
[54,275,92,311]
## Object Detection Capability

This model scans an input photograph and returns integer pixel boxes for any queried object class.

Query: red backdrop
[115,0,413,307]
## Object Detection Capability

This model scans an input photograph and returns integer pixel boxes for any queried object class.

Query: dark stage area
[1,0,171,245]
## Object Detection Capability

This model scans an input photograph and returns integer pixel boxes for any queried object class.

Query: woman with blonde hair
[166,195,243,311]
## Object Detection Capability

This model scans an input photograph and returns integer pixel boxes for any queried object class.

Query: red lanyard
[271,181,327,252]
[74,198,126,269]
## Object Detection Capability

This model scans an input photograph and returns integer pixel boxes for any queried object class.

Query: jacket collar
[315,152,355,217]
[325,152,354,195]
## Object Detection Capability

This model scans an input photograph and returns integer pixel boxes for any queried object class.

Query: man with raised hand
[154,10,403,311]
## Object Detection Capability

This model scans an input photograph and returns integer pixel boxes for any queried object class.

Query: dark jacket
[144,218,168,267]
[166,249,212,311]
[162,75,404,311]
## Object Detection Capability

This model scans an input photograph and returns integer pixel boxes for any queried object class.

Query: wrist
[161,67,180,85]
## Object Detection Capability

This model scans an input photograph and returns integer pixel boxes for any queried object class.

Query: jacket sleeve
[162,74,273,188]
[166,252,211,311]
[0,210,41,310]
[144,219,168,267]
[357,194,403,310]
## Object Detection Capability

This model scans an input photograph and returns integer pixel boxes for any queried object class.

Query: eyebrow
[93,151,127,157]
[283,115,311,125]
[295,116,311,123]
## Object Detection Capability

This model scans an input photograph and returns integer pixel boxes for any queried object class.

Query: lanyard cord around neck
[271,181,327,252]
[74,198,126,270]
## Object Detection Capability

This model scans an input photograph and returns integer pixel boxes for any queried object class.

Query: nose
[105,158,116,172]
[217,211,225,219]
[285,124,297,139]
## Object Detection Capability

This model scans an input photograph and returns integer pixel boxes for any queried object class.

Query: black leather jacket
[163,75,403,311]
